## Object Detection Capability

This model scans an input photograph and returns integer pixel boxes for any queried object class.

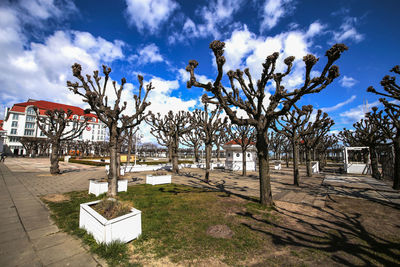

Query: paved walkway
[0,162,104,267]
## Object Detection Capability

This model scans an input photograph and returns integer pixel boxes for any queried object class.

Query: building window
[92,118,96,122]
[26,115,35,122]
[11,129,17,135]
[27,107,35,115]
[236,153,240,158]
[227,153,230,157]
[247,153,251,157]
[24,129,34,136]
[40,132,45,136]
[25,122,35,129]
[9,136,20,142]
[73,115,78,120]
[11,121,18,127]
[12,114,19,120]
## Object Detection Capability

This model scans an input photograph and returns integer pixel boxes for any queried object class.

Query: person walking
[1,152,6,162]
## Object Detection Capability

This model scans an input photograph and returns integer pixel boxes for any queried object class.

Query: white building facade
[2,99,107,155]
[223,140,257,171]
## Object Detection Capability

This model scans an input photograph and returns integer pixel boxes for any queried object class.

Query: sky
[0,0,399,143]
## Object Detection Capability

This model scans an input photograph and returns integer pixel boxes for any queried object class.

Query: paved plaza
[0,158,398,266]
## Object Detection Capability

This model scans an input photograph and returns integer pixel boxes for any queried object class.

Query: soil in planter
[91,199,132,220]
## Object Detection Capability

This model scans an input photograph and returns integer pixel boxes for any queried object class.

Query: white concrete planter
[79,200,141,244]
[311,161,319,173]
[88,179,128,196]
[274,161,282,170]
[146,174,171,185]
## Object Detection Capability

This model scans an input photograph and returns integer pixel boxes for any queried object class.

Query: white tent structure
[343,146,371,174]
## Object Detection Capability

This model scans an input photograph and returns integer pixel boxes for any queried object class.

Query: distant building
[223,139,257,171]
[2,99,106,155]
[0,120,6,153]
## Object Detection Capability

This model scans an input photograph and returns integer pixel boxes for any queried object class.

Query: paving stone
[28,224,59,240]
[36,238,86,265]
[47,252,100,267]
[0,229,28,244]
[31,232,68,250]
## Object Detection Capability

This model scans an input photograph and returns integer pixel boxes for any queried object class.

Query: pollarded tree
[315,134,338,170]
[67,64,153,197]
[20,137,41,156]
[214,125,229,162]
[301,110,334,177]
[147,111,195,173]
[187,40,347,206]
[182,129,203,163]
[339,116,385,179]
[121,127,138,167]
[272,105,313,186]
[193,102,227,182]
[148,120,173,162]
[34,108,88,174]
[78,140,92,157]
[367,65,400,189]
[228,124,256,176]
[268,131,285,160]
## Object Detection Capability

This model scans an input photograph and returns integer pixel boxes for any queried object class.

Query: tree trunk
[306,148,312,177]
[50,141,60,174]
[127,137,132,166]
[168,144,172,162]
[242,147,247,176]
[292,140,300,186]
[369,146,381,180]
[172,135,179,174]
[108,131,118,197]
[205,143,212,182]
[285,149,289,168]
[194,146,200,163]
[393,137,400,190]
[256,131,273,206]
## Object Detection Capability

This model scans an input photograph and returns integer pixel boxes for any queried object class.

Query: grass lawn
[43,183,400,266]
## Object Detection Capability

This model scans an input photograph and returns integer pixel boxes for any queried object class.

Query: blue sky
[0,0,399,142]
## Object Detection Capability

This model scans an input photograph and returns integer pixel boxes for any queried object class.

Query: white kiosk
[223,140,257,171]
[343,147,371,174]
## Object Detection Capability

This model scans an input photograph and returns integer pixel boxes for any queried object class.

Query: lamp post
[134,129,143,166]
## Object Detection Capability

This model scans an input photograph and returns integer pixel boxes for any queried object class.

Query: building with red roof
[2,99,106,156]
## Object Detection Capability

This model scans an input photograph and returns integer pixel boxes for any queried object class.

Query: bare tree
[68,64,153,197]
[78,140,92,157]
[193,102,227,182]
[147,111,195,173]
[268,131,285,160]
[339,116,385,179]
[272,105,312,186]
[214,125,229,162]
[181,130,202,163]
[367,65,400,189]
[301,110,334,177]
[228,124,256,176]
[315,134,338,170]
[186,40,347,205]
[20,137,41,156]
[34,108,87,174]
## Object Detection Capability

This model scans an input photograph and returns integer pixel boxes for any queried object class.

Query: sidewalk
[0,163,103,267]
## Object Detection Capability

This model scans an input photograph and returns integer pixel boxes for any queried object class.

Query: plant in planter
[68,63,153,243]
[79,199,141,244]
[89,179,128,196]
[146,171,172,185]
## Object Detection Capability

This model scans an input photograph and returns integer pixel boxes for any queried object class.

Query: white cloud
[177,68,211,85]
[130,43,164,64]
[339,100,380,123]
[321,95,357,113]
[221,22,325,91]
[333,17,364,43]
[260,0,293,31]
[124,0,178,34]
[340,75,358,88]
[168,0,244,44]
[18,0,77,20]
[0,6,125,116]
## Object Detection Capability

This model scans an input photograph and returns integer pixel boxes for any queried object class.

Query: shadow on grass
[237,200,400,266]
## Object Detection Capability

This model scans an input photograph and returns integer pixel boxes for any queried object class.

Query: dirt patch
[41,193,70,202]
[206,225,234,239]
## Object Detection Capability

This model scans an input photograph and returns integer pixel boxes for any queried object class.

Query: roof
[9,100,98,121]
[224,139,256,146]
